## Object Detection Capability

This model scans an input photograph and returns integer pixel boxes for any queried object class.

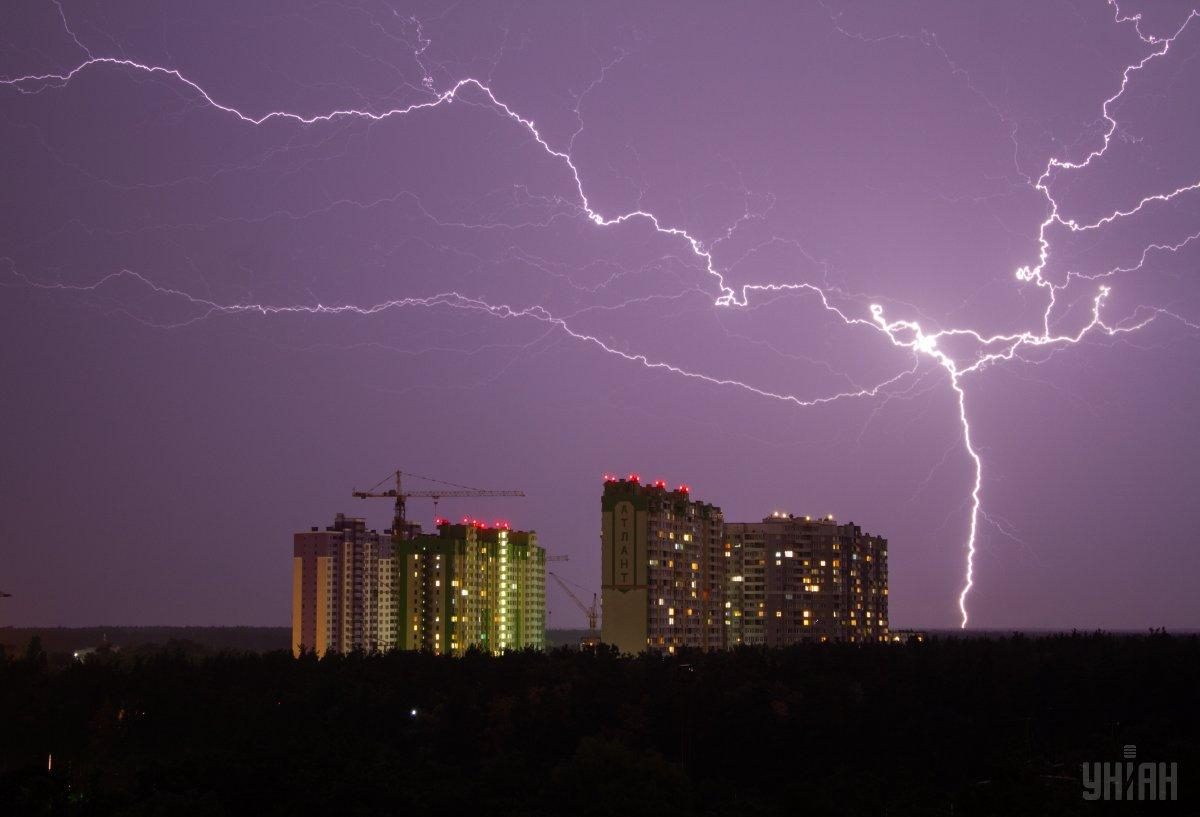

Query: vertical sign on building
[604,499,647,590]
[614,500,634,587]
[602,488,650,653]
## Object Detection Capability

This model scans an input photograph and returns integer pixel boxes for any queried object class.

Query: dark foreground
[1,633,1195,816]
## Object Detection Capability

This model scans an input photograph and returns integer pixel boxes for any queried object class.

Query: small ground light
[410,708,418,718]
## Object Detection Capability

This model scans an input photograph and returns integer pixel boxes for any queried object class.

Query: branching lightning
[3,0,1199,627]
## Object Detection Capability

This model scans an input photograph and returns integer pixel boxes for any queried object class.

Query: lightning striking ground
[3,0,1198,627]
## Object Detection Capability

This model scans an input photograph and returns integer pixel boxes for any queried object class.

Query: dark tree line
[0,628,290,657]
[1,632,1196,815]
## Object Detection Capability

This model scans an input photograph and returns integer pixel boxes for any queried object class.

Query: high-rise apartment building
[293,515,545,657]
[292,514,395,657]
[395,520,545,655]
[600,476,890,653]
[727,513,888,645]
[724,523,767,646]
[601,476,725,654]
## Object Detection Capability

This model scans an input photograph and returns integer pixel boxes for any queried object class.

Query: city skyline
[3,1,1200,632]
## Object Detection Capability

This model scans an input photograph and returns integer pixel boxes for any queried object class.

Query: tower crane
[352,469,524,538]
[548,571,601,649]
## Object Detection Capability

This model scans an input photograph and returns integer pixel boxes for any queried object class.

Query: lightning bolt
[3,0,1198,628]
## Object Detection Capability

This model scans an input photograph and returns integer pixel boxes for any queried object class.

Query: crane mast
[549,571,601,649]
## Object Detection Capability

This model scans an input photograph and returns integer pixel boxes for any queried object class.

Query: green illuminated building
[393,521,545,655]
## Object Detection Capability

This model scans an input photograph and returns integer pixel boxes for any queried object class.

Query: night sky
[2,1,1199,631]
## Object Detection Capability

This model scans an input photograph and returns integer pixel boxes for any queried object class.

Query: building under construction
[292,471,543,657]
[394,520,545,655]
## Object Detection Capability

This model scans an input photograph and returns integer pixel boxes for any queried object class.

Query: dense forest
[1,632,1195,815]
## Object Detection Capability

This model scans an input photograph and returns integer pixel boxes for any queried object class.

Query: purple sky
[2,1,1199,631]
